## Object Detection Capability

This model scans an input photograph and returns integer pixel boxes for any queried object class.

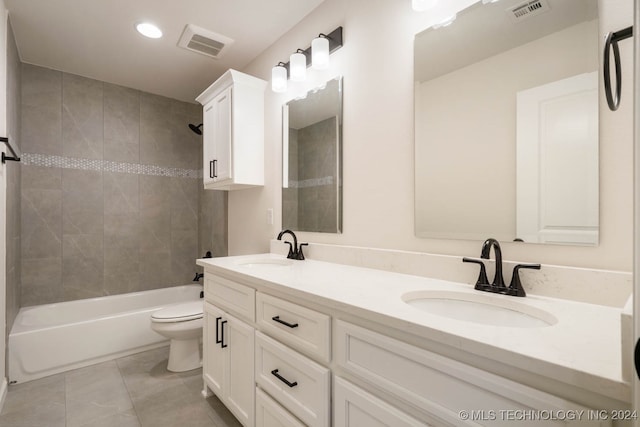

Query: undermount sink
[236,258,293,268]
[402,290,557,328]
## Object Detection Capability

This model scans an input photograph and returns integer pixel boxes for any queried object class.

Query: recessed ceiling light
[136,22,163,39]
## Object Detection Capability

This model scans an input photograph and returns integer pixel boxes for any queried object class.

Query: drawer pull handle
[271,369,297,388]
[272,316,299,329]
[215,317,222,344]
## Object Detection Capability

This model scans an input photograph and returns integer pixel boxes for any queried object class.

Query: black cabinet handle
[634,338,640,380]
[220,320,227,348]
[215,317,222,344]
[209,160,218,178]
[271,369,297,387]
[272,316,299,329]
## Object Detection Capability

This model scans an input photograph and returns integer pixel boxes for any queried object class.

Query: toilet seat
[152,301,203,323]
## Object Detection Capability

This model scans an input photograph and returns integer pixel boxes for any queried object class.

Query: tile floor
[0,346,242,427]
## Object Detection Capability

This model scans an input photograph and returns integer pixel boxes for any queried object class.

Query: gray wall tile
[21,257,63,306]
[62,73,104,159]
[104,83,140,163]
[21,188,62,259]
[21,64,62,155]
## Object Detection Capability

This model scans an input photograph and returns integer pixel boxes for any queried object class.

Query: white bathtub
[8,284,203,384]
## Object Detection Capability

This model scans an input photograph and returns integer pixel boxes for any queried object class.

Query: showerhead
[189,123,203,135]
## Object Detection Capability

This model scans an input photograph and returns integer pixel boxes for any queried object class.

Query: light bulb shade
[271,65,287,93]
[290,52,307,82]
[312,37,330,70]
[412,0,437,11]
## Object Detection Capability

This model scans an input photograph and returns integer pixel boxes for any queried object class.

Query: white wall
[0,0,8,410]
[234,0,634,272]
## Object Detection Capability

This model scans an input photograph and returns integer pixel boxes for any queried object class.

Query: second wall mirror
[414,0,599,246]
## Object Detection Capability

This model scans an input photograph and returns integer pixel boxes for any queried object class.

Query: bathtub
[8,284,203,384]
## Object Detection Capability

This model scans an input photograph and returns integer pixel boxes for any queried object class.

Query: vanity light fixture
[290,49,307,81]
[412,0,438,12]
[311,35,329,69]
[270,26,343,92]
[135,22,163,39]
[271,62,288,93]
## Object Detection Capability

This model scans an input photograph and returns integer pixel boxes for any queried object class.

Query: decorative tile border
[21,153,201,179]
[288,176,334,189]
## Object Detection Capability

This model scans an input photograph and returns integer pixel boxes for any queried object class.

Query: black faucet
[193,272,204,282]
[277,229,308,260]
[463,238,540,297]
[480,238,505,288]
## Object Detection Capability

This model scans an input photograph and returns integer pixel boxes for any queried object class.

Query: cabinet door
[203,302,225,397]
[225,311,255,427]
[211,86,233,183]
[202,102,216,186]
[334,377,431,427]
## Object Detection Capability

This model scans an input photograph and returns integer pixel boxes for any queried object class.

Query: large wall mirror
[282,77,343,233]
[414,0,599,245]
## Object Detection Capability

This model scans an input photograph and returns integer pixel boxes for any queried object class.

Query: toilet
[151,300,204,372]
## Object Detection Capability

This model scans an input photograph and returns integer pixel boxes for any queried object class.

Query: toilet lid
[152,301,203,322]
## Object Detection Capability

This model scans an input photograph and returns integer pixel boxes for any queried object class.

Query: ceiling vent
[506,0,551,23]
[178,24,234,59]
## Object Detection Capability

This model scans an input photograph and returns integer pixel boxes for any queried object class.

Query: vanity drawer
[256,387,306,427]
[255,331,330,427]
[257,292,331,363]
[204,275,255,322]
[334,320,604,427]
[334,376,430,427]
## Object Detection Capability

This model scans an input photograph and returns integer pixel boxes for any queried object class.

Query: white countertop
[197,253,629,404]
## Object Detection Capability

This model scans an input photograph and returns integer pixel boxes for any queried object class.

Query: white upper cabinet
[197,69,266,190]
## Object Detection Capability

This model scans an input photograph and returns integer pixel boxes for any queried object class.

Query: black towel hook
[604,26,633,111]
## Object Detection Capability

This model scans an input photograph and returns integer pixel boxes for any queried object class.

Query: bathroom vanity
[198,254,628,427]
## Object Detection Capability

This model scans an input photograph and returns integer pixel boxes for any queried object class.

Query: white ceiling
[5,0,326,103]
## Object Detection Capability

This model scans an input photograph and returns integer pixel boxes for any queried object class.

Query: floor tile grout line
[115,357,143,427]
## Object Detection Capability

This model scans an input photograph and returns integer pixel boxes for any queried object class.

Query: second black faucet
[463,238,540,297]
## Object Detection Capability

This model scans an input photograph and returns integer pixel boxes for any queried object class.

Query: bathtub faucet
[193,273,204,282]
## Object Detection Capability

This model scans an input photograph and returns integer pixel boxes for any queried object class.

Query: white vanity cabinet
[196,69,266,191]
[203,276,256,427]
[200,261,615,427]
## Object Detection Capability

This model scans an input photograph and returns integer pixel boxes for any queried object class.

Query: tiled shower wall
[20,64,227,307]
